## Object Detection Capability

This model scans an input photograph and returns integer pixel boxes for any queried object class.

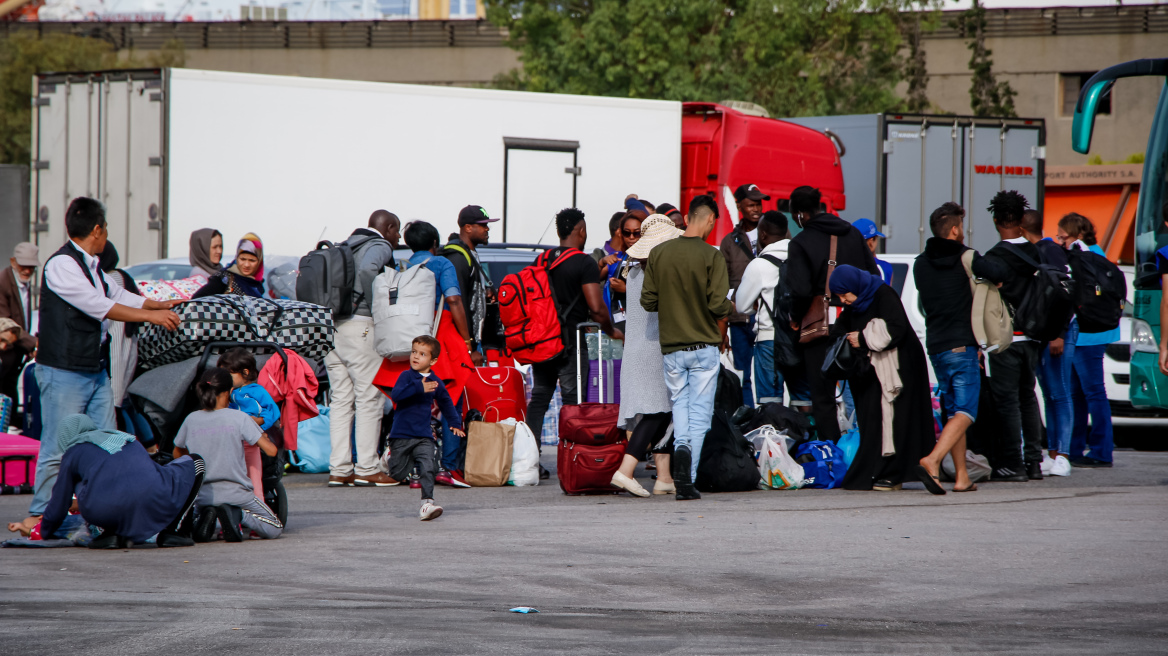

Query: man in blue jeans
[721,184,767,408]
[912,202,978,493]
[12,197,180,534]
[643,195,733,500]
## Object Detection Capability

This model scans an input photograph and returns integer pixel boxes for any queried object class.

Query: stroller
[127,340,291,526]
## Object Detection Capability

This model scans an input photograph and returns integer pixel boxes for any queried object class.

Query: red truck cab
[681,102,846,245]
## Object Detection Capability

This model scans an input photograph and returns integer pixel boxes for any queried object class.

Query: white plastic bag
[501,417,540,486]
[745,425,805,490]
[941,449,992,483]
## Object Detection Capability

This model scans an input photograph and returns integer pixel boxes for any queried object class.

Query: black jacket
[786,213,879,322]
[970,238,1040,309]
[1034,238,1069,269]
[914,237,977,355]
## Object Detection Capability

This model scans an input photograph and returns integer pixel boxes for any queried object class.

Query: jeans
[1070,344,1113,463]
[439,410,463,472]
[930,348,982,422]
[1035,324,1078,455]
[526,345,578,452]
[663,346,720,480]
[30,365,116,515]
[118,404,157,448]
[987,341,1044,469]
[729,322,755,408]
[753,340,812,405]
[326,317,385,477]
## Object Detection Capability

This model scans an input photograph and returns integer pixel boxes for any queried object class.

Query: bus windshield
[1134,83,1168,290]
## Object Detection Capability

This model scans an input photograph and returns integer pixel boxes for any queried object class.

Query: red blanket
[258,349,320,451]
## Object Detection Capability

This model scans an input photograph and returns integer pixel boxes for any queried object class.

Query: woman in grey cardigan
[610,215,683,497]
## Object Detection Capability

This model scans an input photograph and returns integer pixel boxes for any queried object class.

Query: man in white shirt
[17,197,180,532]
[735,211,810,406]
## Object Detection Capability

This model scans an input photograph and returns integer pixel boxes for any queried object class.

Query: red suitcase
[0,432,39,494]
[558,323,625,494]
[463,366,528,423]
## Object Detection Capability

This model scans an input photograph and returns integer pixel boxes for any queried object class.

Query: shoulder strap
[759,254,783,269]
[444,244,473,268]
[961,250,977,295]
[1000,242,1043,270]
[824,236,838,296]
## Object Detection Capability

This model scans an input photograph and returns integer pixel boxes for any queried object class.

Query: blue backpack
[793,440,848,489]
[289,405,330,474]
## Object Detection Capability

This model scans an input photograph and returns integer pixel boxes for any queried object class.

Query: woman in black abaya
[829,265,935,491]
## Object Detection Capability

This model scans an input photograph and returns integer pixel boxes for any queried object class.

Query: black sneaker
[539,464,550,480]
[1026,461,1043,480]
[991,466,1028,482]
[193,507,218,543]
[215,505,244,542]
[672,447,701,500]
[1071,456,1112,468]
[156,532,195,548]
[88,530,126,550]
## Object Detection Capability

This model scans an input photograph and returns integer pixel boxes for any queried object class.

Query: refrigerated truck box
[30,68,682,264]
[784,113,1045,256]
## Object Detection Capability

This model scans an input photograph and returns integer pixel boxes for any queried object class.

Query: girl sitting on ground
[174,367,283,542]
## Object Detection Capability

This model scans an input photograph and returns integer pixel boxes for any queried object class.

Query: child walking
[389,335,464,521]
[174,367,283,541]
[216,347,281,496]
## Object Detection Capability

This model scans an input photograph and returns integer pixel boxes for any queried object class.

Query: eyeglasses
[622,230,641,238]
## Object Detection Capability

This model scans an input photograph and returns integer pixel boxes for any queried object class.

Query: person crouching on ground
[217,347,282,495]
[388,336,465,521]
[174,367,283,542]
[641,195,734,501]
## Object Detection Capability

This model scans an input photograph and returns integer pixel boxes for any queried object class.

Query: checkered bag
[138,295,334,369]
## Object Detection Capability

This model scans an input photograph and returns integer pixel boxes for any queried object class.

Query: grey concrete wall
[920,32,1165,167]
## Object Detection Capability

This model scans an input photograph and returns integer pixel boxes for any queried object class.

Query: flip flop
[953,484,979,492]
[914,465,947,495]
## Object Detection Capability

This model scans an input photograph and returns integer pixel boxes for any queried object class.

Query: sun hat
[626,214,683,259]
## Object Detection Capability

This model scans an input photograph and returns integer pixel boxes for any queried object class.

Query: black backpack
[715,365,744,416]
[297,240,357,318]
[696,409,762,493]
[758,254,802,369]
[1001,243,1076,342]
[1067,248,1126,334]
[740,401,813,445]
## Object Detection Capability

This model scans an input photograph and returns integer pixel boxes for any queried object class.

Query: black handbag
[821,334,868,381]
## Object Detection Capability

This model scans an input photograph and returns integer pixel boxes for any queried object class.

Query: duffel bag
[138,294,333,369]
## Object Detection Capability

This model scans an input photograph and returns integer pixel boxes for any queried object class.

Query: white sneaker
[610,471,650,498]
[1049,455,1072,477]
[419,500,444,521]
[1040,454,1055,476]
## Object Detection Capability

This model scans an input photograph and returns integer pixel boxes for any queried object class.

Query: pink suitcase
[0,433,38,494]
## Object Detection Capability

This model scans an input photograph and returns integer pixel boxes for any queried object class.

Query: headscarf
[98,241,119,273]
[189,228,222,277]
[828,264,885,314]
[56,414,135,456]
[226,232,264,282]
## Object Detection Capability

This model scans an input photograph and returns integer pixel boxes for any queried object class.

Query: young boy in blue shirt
[389,335,465,520]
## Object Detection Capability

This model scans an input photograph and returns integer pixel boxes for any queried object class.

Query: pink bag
[0,432,39,492]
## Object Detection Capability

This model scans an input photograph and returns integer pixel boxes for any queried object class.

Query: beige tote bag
[464,421,515,487]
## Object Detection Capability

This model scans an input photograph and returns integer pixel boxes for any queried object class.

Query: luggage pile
[138,295,334,369]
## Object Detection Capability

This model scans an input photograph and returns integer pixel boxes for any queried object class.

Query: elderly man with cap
[853,218,894,285]
[325,210,401,489]
[440,205,497,362]
[720,183,769,408]
[0,242,39,407]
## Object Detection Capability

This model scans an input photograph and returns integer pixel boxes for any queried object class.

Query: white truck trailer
[30,68,682,263]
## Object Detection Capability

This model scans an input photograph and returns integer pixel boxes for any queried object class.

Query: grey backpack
[372,262,439,361]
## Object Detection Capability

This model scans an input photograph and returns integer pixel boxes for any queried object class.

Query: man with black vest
[20,197,180,531]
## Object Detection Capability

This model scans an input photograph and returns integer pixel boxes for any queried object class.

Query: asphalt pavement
[2,448,1166,655]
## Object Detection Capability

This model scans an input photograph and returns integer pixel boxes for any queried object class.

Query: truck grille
[1105,343,1131,363]
[1113,373,1130,385]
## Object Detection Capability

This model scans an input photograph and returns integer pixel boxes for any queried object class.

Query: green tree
[485,0,936,117]
[953,0,1015,117]
[0,33,185,166]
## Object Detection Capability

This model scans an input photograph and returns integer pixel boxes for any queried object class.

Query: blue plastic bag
[290,405,330,474]
[837,428,860,469]
[793,440,848,489]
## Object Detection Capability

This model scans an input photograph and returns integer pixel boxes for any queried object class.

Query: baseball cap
[458,205,499,227]
[655,203,681,218]
[733,184,770,203]
[12,242,38,267]
[853,218,886,239]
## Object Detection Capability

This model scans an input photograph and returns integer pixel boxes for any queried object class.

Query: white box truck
[30,68,682,264]
[785,113,1045,256]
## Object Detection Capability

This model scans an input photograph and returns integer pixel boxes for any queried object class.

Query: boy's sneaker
[193,507,218,543]
[419,500,443,521]
[1049,455,1072,477]
[436,469,471,488]
[215,505,245,542]
[409,472,422,489]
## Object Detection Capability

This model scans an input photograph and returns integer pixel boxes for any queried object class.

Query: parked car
[122,255,301,299]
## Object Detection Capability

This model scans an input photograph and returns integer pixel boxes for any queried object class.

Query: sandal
[872,479,902,491]
[953,484,979,492]
[914,465,947,496]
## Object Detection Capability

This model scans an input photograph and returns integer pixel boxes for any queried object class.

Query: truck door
[33,72,165,265]
[883,119,962,253]
[502,138,580,245]
[963,123,1044,255]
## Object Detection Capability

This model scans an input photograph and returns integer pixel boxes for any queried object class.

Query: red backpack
[497,248,582,364]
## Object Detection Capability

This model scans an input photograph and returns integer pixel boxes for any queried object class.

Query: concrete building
[1,5,1165,163]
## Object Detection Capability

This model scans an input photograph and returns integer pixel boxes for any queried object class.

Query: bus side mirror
[1071,79,1114,155]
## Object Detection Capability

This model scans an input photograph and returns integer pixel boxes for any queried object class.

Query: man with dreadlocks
[971,190,1045,483]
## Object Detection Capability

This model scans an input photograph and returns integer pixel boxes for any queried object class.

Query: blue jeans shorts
[929,347,980,422]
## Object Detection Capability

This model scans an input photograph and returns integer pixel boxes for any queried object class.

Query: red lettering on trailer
[975,164,1035,177]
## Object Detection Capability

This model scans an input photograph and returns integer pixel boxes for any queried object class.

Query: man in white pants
[327,210,400,487]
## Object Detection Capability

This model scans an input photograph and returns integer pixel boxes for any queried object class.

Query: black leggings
[162,455,205,535]
[625,413,672,460]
